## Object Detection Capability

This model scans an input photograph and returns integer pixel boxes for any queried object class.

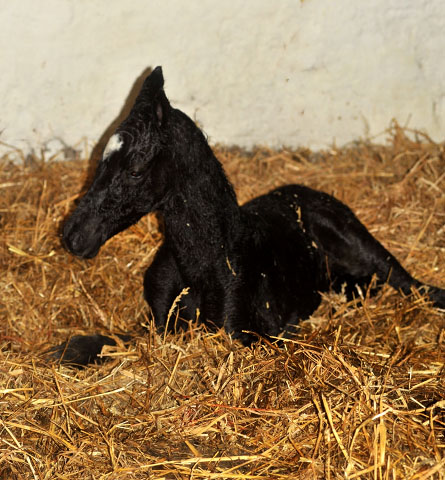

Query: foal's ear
[139,66,164,100]
[138,66,169,126]
[147,66,164,90]
[154,90,169,127]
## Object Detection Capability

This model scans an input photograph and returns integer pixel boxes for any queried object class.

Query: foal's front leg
[144,244,199,331]
[213,273,257,346]
[46,333,130,366]
[48,245,185,365]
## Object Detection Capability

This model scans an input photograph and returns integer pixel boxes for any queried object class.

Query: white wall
[1,0,445,158]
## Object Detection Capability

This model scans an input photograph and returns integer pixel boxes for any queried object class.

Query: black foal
[52,66,445,365]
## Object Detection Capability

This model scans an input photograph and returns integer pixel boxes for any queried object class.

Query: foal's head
[63,66,172,258]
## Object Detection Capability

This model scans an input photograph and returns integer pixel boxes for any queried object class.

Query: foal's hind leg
[309,206,445,308]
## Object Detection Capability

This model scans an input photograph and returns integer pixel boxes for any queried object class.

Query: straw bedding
[1,125,444,479]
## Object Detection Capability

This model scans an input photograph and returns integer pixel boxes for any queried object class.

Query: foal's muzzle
[63,213,106,259]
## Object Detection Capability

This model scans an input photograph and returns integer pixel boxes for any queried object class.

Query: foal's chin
[62,236,102,259]
[76,246,101,259]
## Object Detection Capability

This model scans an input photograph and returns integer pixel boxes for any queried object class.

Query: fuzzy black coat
[52,67,445,365]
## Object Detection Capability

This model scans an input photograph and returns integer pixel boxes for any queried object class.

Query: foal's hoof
[46,334,118,366]
[426,286,445,310]
[231,331,256,347]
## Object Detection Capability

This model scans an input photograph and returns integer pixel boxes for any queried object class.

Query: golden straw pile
[1,125,444,479]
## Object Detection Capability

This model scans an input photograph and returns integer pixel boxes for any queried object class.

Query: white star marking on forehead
[102,134,123,160]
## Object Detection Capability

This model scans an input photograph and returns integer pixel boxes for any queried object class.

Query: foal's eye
[129,171,142,179]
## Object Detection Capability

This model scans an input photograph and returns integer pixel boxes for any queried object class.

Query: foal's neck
[161,114,243,271]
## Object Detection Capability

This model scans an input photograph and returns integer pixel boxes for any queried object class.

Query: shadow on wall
[86,65,155,185]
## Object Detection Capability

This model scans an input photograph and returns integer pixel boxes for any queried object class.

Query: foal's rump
[257,184,445,306]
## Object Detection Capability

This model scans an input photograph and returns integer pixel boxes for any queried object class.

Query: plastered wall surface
[1,0,445,157]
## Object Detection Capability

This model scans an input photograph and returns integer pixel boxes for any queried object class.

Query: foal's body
[55,67,445,364]
[145,183,327,341]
